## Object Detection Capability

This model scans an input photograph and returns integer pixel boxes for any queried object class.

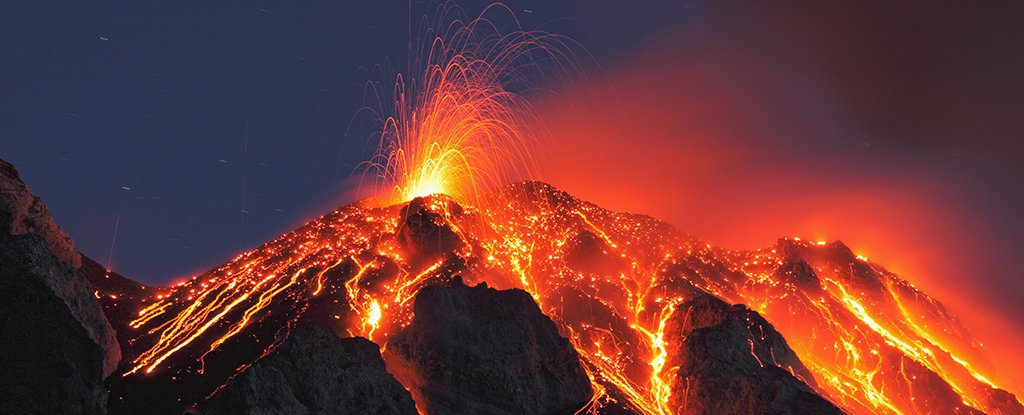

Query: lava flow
[99,5,1022,415]
[108,181,1023,415]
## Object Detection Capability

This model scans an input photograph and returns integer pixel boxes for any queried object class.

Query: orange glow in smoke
[533,29,1024,401]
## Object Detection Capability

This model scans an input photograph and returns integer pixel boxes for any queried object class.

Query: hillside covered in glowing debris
[75,181,1020,415]
[1,156,1018,415]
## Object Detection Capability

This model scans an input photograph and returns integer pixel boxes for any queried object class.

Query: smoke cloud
[532,3,1024,393]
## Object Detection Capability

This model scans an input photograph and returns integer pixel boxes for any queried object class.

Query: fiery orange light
[116,185,1023,415]
[357,3,586,205]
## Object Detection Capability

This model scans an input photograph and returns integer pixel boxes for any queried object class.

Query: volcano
[2,159,1021,415]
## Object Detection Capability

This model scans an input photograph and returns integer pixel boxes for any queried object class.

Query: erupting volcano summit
[2,3,1022,415]
[3,160,1022,414]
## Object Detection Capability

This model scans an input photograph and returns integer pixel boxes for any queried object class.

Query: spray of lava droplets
[357,3,586,205]
[112,4,1022,415]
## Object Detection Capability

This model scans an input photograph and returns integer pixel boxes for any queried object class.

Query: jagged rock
[384,277,593,415]
[987,388,1024,415]
[777,238,1021,414]
[565,229,628,275]
[0,160,80,268]
[771,260,821,292]
[79,255,151,348]
[665,294,844,415]
[396,196,466,263]
[203,325,417,415]
[0,159,121,414]
[875,354,985,415]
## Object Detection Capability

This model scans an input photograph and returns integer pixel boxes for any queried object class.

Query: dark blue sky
[0,0,607,281]
[2,0,1021,291]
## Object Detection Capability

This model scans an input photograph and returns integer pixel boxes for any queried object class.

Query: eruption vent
[358,3,583,204]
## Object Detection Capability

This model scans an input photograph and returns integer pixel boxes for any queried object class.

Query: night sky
[3,0,1023,371]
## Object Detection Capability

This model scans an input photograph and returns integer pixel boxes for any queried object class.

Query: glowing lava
[358,3,583,204]
[113,181,1023,415]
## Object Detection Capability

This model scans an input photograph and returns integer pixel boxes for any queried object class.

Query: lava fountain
[357,3,585,205]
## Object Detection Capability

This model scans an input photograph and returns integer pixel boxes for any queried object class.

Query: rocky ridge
[385,277,594,415]
[203,325,417,415]
[0,160,121,414]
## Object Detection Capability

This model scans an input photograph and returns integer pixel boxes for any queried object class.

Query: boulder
[665,294,844,415]
[564,229,628,275]
[203,325,417,415]
[396,196,466,263]
[0,159,121,414]
[385,277,593,415]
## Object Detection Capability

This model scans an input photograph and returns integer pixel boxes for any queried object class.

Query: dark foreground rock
[0,160,121,414]
[665,294,844,415]
[79,255,151,348]
[385,277,593,415]
[203,325,417,415]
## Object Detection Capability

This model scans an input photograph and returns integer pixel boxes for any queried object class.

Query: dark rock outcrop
[203,325,417,415]
[874,354,985,415]
[0,160,81,268]
[988,388,1024,415]
[565,229,628,275]
[396,196,466,263]
[79,255,151,348]
[384,277,593,415]
[665,294,844,415]
[0,159,121,414]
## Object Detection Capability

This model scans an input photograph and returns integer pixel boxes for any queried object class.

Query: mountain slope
[0,160,121,414]
[86,181,1021,415]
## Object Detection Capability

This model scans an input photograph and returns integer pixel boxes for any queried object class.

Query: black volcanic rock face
[397,196,467,263]
[665,294,844,415]
[565,229,628,275]
[384,277,594,415]
[79,255,152,348]
[0,159,121,414]
[203,325,417,415]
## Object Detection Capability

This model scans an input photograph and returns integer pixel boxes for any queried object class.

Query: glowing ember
[358,4,583,205]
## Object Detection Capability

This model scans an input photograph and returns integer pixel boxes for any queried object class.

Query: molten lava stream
[728,242,1015,415]
[468,192,688,415]
[118,184,1022,415]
